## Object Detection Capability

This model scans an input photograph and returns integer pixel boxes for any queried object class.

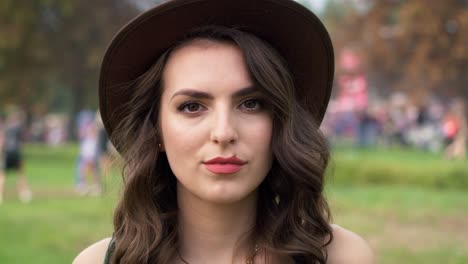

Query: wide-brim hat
[99,0,334,147]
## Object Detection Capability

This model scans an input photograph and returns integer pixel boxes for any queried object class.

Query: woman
[74,0,374,263]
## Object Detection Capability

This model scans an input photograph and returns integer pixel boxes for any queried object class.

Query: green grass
[1,144,118,263]
[328,146,468,189]
[327,186,468,264]
[0,144,467,263]
[0,198,114,263]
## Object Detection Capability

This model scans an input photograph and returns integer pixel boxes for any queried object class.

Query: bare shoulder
[73,237,112,264]
[326,224,375,264]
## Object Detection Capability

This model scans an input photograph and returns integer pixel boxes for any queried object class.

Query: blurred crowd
[0,93,466,203]
[73,110,113,196]
[0,108,114,203]
[322,93,467,160]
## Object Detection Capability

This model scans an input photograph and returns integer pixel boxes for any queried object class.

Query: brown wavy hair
[110,25,332,264]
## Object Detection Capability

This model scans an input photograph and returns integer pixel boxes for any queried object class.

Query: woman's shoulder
[326,224,375,264]
[73,237,112,264]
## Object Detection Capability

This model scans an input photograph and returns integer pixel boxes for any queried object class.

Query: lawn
[0,144,467,264]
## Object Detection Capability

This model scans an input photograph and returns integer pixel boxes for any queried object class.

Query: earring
[158,143,162,149]
[274,194,280,205]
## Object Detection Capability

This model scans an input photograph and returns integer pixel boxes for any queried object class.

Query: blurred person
[356,107,380,148]
[0,109,32,204]
[95,111,112,188]
[29,115,46,142]
[387,97,413,147]
[442,109,458,145]
[444,99,467,160]
[74,109,95,194]
[0,116,5,204]
[45,114,68,146]
[74,1,374,264]
[371,101,389,147]
[407,102,444,152]
[77,120,102,196]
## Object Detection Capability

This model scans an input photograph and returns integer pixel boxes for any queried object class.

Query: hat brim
[99,0,334,144]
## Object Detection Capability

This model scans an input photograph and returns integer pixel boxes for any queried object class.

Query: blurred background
[0,0,467,263]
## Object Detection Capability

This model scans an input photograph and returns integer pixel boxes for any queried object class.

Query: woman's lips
[204,163,243,174]
[203,156,246,174]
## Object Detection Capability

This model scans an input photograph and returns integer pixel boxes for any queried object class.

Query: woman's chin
[200,192,245,205]
[198,187,256,205]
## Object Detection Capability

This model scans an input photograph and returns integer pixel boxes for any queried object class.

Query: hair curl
[110,25,332,264]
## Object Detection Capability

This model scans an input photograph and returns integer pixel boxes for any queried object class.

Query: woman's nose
[210,109,238,145]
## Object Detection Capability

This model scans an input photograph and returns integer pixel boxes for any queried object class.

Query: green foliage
[0,1,138,113]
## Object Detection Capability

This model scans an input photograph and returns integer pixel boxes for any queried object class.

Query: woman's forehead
[173,37,234,52]
[161,41,253,97]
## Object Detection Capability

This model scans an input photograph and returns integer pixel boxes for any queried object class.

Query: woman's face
[159,40,273,204]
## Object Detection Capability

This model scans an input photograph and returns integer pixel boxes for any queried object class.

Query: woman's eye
[178,102,204,113]
[241,99,262,111]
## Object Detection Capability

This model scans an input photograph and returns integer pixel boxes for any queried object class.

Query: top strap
[103,234,115,264]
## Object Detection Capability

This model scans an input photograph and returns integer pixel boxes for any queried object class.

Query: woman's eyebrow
[170,85,259,101]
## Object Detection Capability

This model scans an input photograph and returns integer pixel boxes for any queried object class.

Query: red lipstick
[203,156,247,174]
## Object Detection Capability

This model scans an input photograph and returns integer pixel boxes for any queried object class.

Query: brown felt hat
[99,0,334,147]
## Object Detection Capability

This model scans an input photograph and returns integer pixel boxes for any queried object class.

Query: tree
[0,0,138,137]
[324,0,468,103]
